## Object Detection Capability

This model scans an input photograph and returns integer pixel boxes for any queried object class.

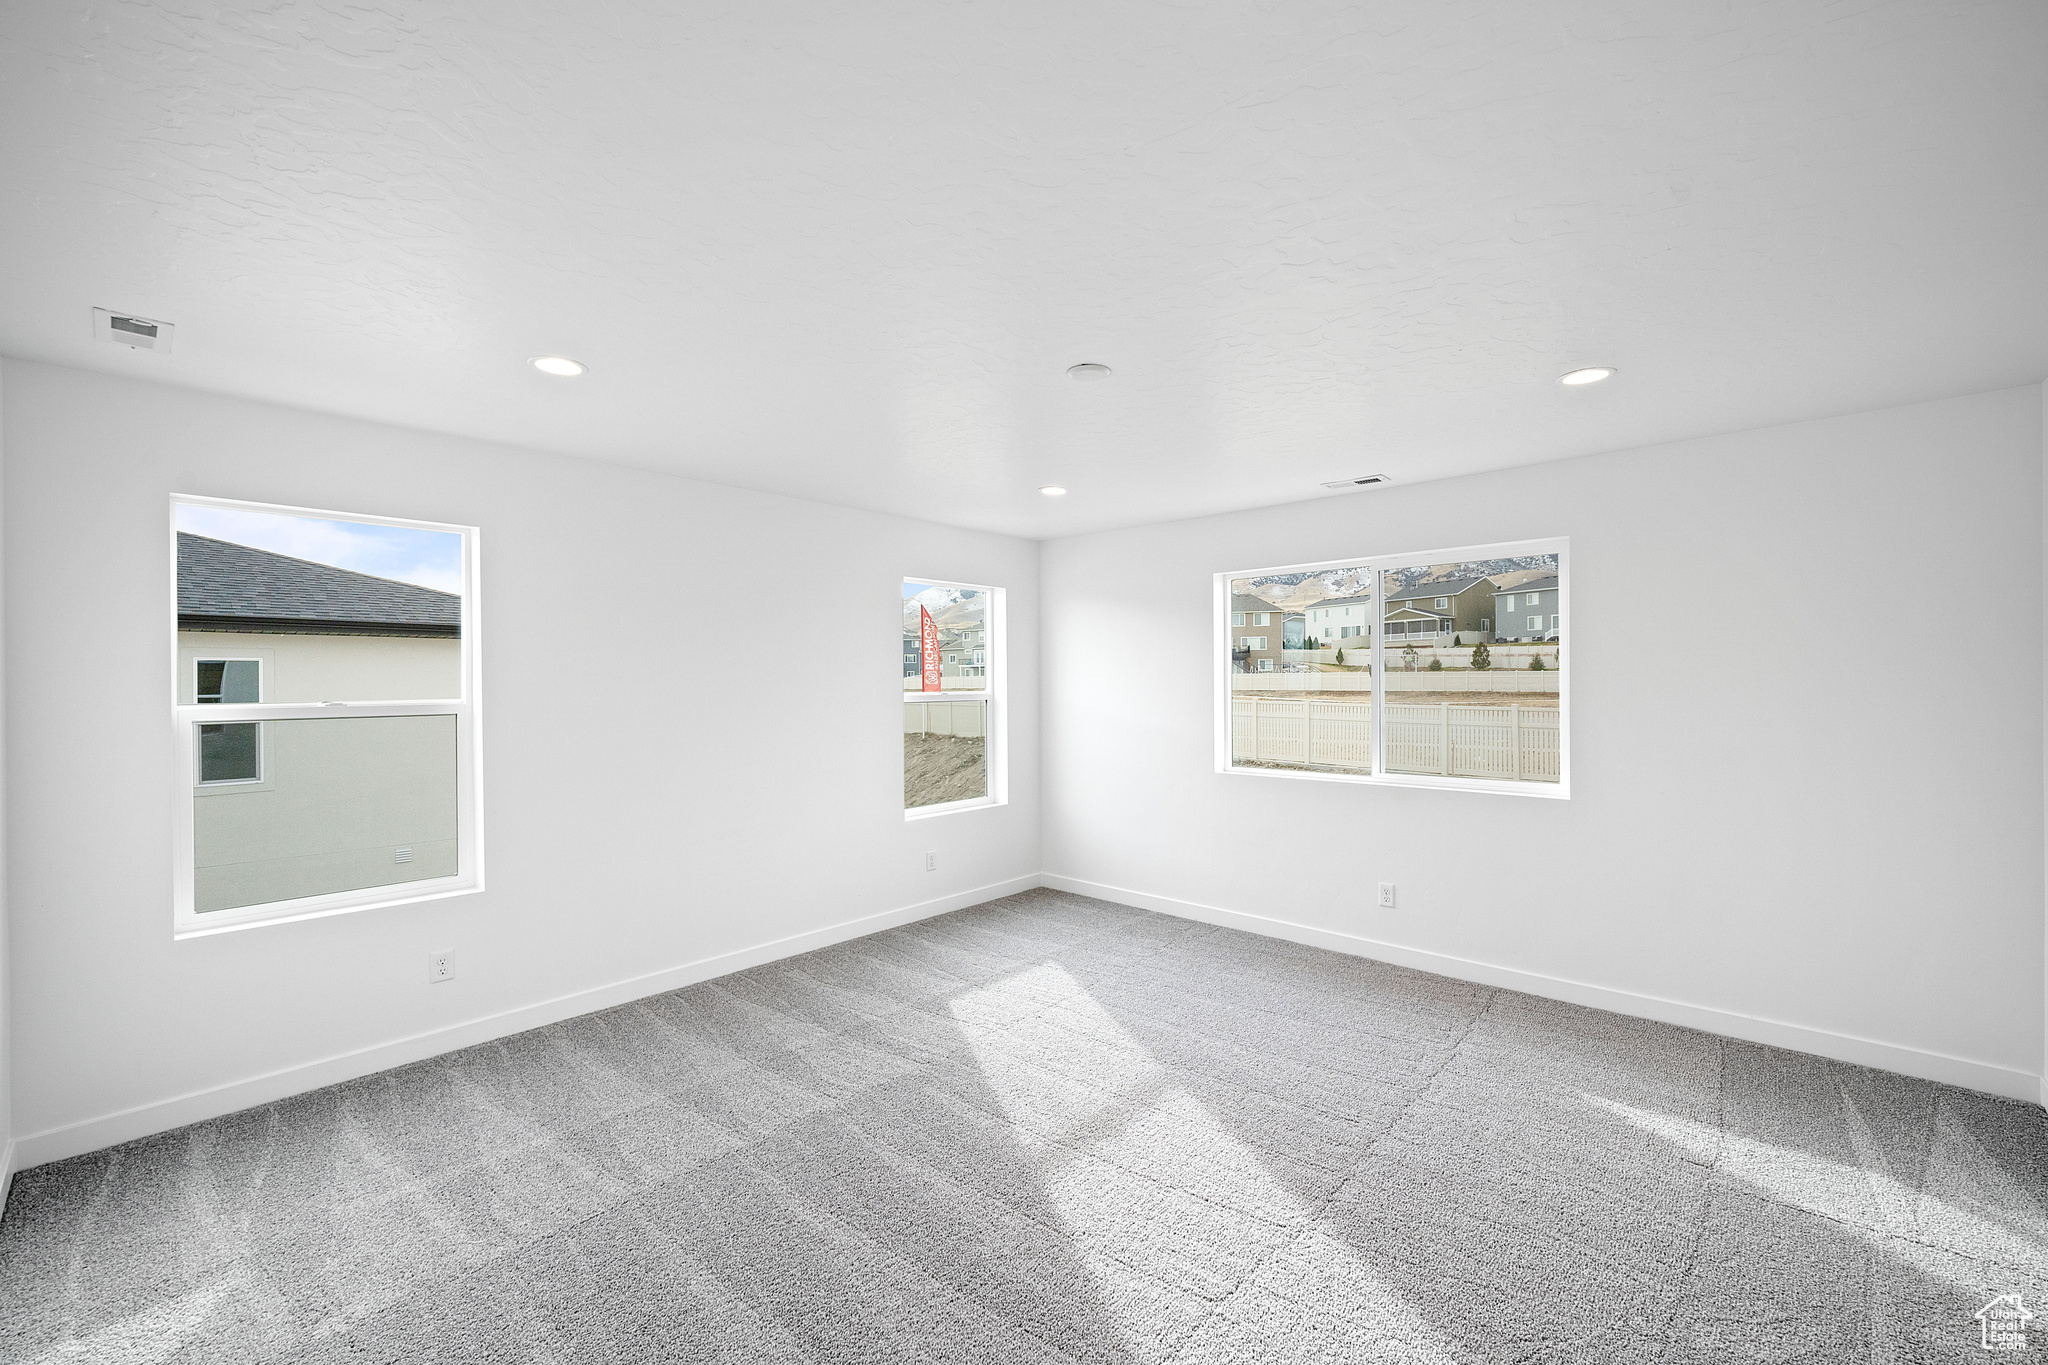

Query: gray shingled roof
[1386,575,1493,601]
[1493,575,1559,595]
[178,533,461,636]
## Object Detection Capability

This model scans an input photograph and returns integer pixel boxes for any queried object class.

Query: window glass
[904,580,996,812]
[1384,552,1560,785]
[1228,567,1373,776]
[193,714,457,913]
[903,698,988,808]
[177,504,462,704]
[197,722,260,783]
[196,659,260,703]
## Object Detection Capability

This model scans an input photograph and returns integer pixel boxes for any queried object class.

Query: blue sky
[177,505,464,595]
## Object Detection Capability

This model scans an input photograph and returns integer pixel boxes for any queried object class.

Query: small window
[1232,612,1246,627]
[1527,615,1541,630]
[1434,597,1449,609]
[196,723,261,784]
[1257,658,1274,672]
[1526,593,1539,607]
[905,579,1002,817]
[1481,617,1490,630]
[195,659,260,704]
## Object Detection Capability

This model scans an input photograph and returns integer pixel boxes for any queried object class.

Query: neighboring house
[177,533,463,913]
[938,626,987,678]
[1229,593,1284,672]
[1281,613,1306,648]
[1304,592,1373,645]
[1384,575,1498,644]
[1491,574,1560,641]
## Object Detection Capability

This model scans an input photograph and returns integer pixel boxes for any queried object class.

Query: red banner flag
[920,606,942,692]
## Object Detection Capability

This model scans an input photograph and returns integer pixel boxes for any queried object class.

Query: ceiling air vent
[93,307,174,352]
[1321,474,1390,491]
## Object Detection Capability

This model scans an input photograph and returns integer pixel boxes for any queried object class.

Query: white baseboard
[1043,874,2045,1106]
[10,873,1044,1173]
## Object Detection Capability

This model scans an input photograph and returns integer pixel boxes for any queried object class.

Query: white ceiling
[3,1,2044,538]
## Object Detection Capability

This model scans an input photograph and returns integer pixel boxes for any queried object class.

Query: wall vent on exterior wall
[1321,474,1389,490]
[93,307,175,352]
[394,847,414,864]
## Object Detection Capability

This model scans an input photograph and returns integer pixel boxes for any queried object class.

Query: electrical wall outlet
[1377,882,1396,909]
[925,850,938,872]
[428,950,455,983]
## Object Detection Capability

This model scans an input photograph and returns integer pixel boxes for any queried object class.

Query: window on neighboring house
[197,723,262,784]
[173,496,479,935]
[1222,543,1564,794]
[195,659,260,704]
[1232,612,1246,626]
[1526,593,1539,607]
[1257,658,1274,671]
[904,579,1002,816]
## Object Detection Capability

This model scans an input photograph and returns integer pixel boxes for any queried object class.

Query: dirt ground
[905,734,987,808]
[1236,690,1557,706]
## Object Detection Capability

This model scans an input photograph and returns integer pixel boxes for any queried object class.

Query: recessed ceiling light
[1040,486,1068,496]
[531,356,586,377]
[1559,366,1615,386]
[1066,363,1112,381]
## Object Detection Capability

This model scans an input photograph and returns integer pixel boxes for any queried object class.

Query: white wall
[1043,385,2045,1099]
[2,358,1040,1162]
[0,367,11,1199]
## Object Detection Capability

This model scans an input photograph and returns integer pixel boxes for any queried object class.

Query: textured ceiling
[3,1,2044,537]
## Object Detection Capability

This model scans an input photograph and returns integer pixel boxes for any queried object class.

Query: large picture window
[903,578,1001,816]
[171,496,482,934]
[1219,539,1566,797]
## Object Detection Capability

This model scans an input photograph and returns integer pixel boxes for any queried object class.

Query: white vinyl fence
[1236,671,1560,693]
[904,699,987,738]
[903,676,989,691]
[1231,699,1559,782]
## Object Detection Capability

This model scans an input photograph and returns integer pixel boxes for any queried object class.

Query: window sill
[175,878,483,939]
[1217,764,1569,800]
[904,796,1004,821]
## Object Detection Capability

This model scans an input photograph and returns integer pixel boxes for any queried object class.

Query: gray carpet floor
[2,889,2045,1364]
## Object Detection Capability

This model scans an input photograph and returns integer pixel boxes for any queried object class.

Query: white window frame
[1216,537,1568,799]
[1528,615,1542,630]
[170,494,484,937]
[904,577,1005,821]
